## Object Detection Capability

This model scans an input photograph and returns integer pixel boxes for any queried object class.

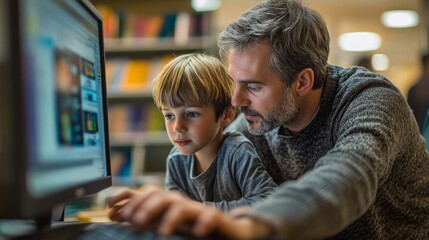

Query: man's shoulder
[329,65,388,84]
[328,65,398,97]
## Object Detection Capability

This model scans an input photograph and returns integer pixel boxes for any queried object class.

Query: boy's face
[161,105,225,158]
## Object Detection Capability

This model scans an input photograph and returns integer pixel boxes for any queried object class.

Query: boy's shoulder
[221,131,255,152]
[166,147,193,169]
[223,131,249,144]
[167,147,191,161]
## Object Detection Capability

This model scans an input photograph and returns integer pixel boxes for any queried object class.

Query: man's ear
[222,106,236,125]
[294,68,315,97]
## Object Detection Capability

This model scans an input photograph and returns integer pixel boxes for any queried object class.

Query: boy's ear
[222,106,236,125]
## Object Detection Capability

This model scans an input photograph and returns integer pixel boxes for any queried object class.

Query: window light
[381,10,419,28]
[191,0,222,12]
[338,32,381,52]
[371,54,389,71]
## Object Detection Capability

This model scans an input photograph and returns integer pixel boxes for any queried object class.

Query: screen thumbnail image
[84,111,99,146]
[82,58,95,79]
[55,48,84,146]
[84,111,98,133]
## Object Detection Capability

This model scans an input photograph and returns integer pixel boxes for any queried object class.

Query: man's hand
[108,185,206,234]
[108,185,273,239]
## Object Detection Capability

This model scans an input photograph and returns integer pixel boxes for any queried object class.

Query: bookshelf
[90,0,217,178]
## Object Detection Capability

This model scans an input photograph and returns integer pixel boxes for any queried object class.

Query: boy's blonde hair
[152,53,233,119]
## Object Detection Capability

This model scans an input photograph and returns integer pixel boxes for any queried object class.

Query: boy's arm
[164,151,200,201]
[204,140,278,211]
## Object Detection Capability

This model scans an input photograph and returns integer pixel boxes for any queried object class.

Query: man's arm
[242,78,415,239]
[108,186,274,239]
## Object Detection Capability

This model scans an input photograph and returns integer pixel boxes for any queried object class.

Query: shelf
[94,0,216,177]
[109,131,171,146]
[107,91,153,102]
[104,36,216,54]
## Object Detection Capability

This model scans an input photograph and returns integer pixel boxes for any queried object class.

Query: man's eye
[187,112,200,118]
[247,84,261,92]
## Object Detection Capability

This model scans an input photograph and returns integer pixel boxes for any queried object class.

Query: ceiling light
[191,0,222,12]
[371,54,389,71]
[381,10,419,28]
[338,32,381,52]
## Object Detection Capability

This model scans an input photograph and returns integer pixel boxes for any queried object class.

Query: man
[108,0,429,239]
[407,53,429,132]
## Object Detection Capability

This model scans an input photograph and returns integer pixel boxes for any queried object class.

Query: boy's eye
[187,112,200,118]
[164,114,174,120]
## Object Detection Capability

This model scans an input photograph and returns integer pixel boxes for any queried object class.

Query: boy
[152,53,277,211]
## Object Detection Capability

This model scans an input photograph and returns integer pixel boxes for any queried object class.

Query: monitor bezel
[1,0,112,221]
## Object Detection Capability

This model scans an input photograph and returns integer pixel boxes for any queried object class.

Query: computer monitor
[0,0,111,232]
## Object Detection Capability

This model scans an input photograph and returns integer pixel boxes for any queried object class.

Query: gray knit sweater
[227,65,429,239]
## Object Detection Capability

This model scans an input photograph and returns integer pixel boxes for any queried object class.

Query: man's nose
[231,87,249,107]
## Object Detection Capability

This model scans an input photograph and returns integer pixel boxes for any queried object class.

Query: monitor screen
[0,0,111,228]
[23,0,109,198]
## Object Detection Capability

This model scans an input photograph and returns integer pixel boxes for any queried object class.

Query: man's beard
[240,88,299,135]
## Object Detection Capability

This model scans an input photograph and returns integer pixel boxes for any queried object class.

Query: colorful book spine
[95,5,211,39]
[105,56,173,94]
[108,104,165,134]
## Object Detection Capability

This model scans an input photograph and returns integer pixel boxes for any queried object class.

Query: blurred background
[89,0,426,181]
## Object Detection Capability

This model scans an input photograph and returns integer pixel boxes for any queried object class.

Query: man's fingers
[108,186,216,237]
[192,207,222,237]
[194,209,258,240]
[229,206,251,218]
[107,189,135,208]
[128,192,171,227]
[108,185,161,208]
[119,193,146,221]
[155,200,201,235]
[115,187,179,227]
[108,204,126,222]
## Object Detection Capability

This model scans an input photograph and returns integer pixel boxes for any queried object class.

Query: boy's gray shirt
[164,131,278,211]
[227,65,429,239]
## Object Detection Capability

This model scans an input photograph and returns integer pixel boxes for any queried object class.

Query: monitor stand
[0,205,91,240]
[0,220,91,240]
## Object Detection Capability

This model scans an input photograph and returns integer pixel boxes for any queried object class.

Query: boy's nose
[174,120,187,133]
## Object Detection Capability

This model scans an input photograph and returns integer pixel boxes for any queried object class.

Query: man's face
[228,42,300,135]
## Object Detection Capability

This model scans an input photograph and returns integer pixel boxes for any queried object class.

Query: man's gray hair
[218,0,330,89]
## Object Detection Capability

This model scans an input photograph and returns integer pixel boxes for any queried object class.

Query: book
[95,5,212,40]
[158,12,177,38]
[108,104,165,133]
[121,60,150,92]
[145,104,165,132]
[105,59,127,92]
[96,5,119,38]
[109,150,131,177]
[174,12,191,45]
[108,104,128,133]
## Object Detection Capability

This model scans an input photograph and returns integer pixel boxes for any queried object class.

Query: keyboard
[0,220,222,240]
[75,222,215,240]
